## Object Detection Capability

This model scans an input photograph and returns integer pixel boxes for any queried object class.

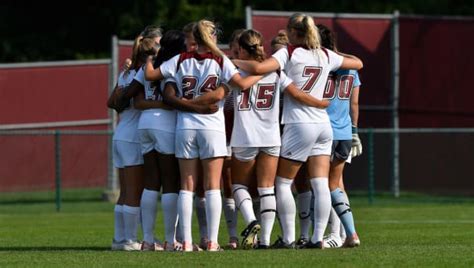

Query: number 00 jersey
[272,45,343,124]
[230,70,292,147]
[159,52,238,133]
[325,69,361,140]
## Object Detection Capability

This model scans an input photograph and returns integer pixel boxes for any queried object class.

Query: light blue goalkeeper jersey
[325,69,361,140]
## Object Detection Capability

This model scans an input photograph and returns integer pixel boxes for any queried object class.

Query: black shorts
[331,140,352,161]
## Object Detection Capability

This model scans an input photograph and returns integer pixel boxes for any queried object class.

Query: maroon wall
[399,17,474,127]
[0,63,110,192]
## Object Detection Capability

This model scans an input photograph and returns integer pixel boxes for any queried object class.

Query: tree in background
[0,0,472,62]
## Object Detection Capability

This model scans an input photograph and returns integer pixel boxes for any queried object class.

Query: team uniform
[272,45,343,246]
[111,69,143,251]
[134,66,178,249]
[231,70,292,159]
[325,69,361,248]
[159,52,238,159]
[112,69,143,168]
[231,69,292,247]
[326,70,361,161]
[135,66,177,155]
[159,51,239,249]
[273,46,343,161]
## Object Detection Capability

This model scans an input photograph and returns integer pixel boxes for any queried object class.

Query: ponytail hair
[287,13,321,50]
[130,35,144,71]
[193,20,224,56]
[238,29,266,62]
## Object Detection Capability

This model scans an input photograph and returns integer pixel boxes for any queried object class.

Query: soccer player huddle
[107,13,363,252]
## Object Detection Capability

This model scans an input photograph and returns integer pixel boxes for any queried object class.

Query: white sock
[328,207,341,237]
[275,176,295,244]
[205,190,222,244]
[162,193,178,244]
[232,184,256,224]
[297,191,312,239]
[178,190,194,243]
[114,204,125,242]
[123,205,140,242]
[258,187,276,246]
[223,198,238,238]
[310,177,331,243]
[195,196,208,240]
[140,189,159,243]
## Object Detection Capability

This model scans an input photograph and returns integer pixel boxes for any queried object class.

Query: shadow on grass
[0,197,103,205]
[0,246,110,252]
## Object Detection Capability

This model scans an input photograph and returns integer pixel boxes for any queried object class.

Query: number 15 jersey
[230,70,292,147]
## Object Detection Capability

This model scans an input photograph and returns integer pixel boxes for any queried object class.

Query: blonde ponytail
[193,20,224,56]
[288,13,321,50]
[238,29,266,62]
[302,15,320,50]
[130,35,144,71]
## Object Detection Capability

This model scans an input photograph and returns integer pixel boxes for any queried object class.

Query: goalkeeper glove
[351,125,362,158]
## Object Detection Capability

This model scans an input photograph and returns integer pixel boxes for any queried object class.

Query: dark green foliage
[0,0,472,62]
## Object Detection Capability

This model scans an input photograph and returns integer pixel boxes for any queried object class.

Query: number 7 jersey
[230,70,292,147]
[272,45,343,124]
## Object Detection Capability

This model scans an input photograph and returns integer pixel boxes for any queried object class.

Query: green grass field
[0,189,473,267]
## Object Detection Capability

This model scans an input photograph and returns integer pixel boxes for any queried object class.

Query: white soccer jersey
[159,52,239,132]
[113,69,141,143]
[134,66,177,133]
[272,45,343,124]
[230,70,292,147]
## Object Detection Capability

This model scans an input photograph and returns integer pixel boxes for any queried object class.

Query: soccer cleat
[296,237,309,248]
[207,241,224,252]
[227,236,239,250]
[111,239,125,251]
[240,220,261,250]
[255,243,270,250]
[181,241,194,252]
[271,236,296,249]
[299,240,324,249]
[343,233,361,248]
[163,241,183,252]
[199,237,209,251]
[323,235,343,248]
[141,240,164,251]
[122,240,142,251]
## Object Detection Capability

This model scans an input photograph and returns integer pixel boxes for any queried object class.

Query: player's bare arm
[132,89,173,110]
[285,83,330,109]
[162,82,218,114]
[232,58,280,75]
[336,52,363,70]
[144,56,164,81]
[229,73,263,90]
[191,84,229,105]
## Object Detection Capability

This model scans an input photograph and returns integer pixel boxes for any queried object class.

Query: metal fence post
[103,35,119,202]
[54,130,61,212]
[391,10,401,198]
[368,128,375,204]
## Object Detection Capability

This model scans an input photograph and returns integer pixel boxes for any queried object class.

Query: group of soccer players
[107,13,363,252]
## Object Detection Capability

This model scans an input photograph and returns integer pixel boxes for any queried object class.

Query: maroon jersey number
[181,75,219,100]
[323,74,355,99]
[238,83,276,111]
[301,66,322,93]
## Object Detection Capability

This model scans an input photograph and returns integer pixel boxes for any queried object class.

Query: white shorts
[232,146,280,162]
[113,140,144,168]
[226,146,232,157]
[280,122,333,162]
[175,129,227,159]
[138,129,175,155]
